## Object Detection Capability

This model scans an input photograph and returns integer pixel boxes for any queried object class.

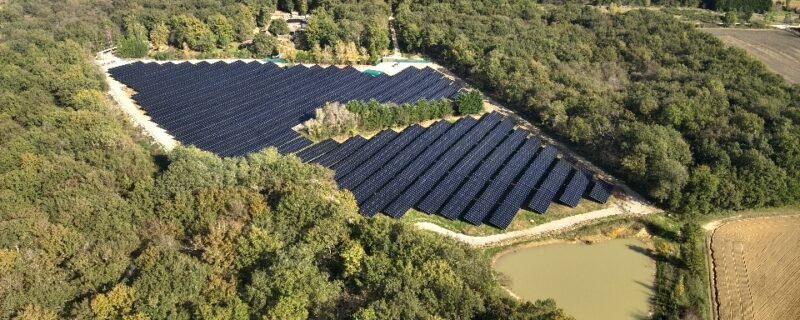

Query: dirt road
[415,198,660,247]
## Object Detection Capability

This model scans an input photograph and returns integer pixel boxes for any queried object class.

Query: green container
[363,69,385,77]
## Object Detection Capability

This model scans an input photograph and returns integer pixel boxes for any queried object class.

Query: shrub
[269,19,290,36]
[301,98,458,141]
[252,33,279,57]
[117,38,149,58]
[346,99,455,132]
[303,102,359,140]
[456,90,484,115]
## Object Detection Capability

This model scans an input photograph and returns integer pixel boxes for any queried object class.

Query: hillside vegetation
[0,1,572,319]
[396,1,800,215]
[111,0,391,63]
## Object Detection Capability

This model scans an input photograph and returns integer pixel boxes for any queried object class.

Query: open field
[703,28,800,83]
[711,215,800,320]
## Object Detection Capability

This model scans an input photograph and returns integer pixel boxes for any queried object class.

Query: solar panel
[462,136,541,224]
[352,121,452,215]
[417,119,515,215]
[313,136,368,167]
[442,130,527,222]
[332,129,399,178]
[361,117,479,218]
[485,145,559,229]
[296,139,339,162]
[109,60,619,228]
[109,61,465,157]
[587,179,614,203]
[338,125,425,190]
[557,169,592,207]
[383,113,502,218]
[527,159,572,213]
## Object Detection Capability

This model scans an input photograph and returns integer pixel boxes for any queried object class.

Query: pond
[493,238,655,320]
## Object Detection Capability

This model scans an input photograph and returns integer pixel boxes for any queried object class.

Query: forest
[395,0,800,216]
[0,0,573,319]
[549,0,773,13]
[2,0,798,318]
[111,0,391,63]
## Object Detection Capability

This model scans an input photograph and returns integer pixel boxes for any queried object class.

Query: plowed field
[704,28,800,83]
[711,216,800,320]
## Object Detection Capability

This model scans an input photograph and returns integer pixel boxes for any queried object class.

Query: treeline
[396,2,800,215]
[299,0,391,63]
[545,0,774,13]
[0,0,574,318]
[552,0,704,6]
[647,218,710,319]
[114,1,281,59]
[706,0,773,13]
[110,0,391,63]
[304,92,484,140]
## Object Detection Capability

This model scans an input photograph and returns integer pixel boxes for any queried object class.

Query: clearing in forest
[703,28,800,83]
[711,215,800,320]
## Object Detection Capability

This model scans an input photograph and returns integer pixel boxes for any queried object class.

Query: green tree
[257,5,276,28]
[723,10,739,25]
[91,284,141,320]
[170,15,216,51]
[252,33,279,56]
[149,22,169,49]
[235,4,257,42]
[207,14,234,48]
[680,223,706,275]
[125,21,148,42]
[279,0,293,12]
[117,20,150,58]
[363,22,389,63]
[678,165,721,215]
[456,90,484,115]
[295,0,309,15]
[340,241,366,277]
[117,37,149,58]
[306,8,339,48]
[268,19,290,35]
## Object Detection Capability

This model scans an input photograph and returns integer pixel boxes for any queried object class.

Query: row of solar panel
[295,112,614,229]
[109,61,464,156]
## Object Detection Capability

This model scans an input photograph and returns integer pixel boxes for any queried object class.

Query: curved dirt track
[415,198,660,247]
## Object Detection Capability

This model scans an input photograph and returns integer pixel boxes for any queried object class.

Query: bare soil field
[711,216,800,320]
[703,28,800,83]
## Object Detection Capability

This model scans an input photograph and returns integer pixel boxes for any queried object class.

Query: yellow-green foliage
[0,1,575,319]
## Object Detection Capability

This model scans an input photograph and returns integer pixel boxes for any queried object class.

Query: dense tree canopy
[396,1,800,215]
[0,0,574,318]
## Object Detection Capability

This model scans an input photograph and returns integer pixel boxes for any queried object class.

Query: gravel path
[415,198,660,247]
[101,58,179,151]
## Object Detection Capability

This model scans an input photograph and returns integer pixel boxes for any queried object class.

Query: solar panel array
[109,61,463,157]
[304,112,615,229]
[109,62,616,229]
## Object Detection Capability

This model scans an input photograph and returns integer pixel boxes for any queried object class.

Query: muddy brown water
[493,239,655,320]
